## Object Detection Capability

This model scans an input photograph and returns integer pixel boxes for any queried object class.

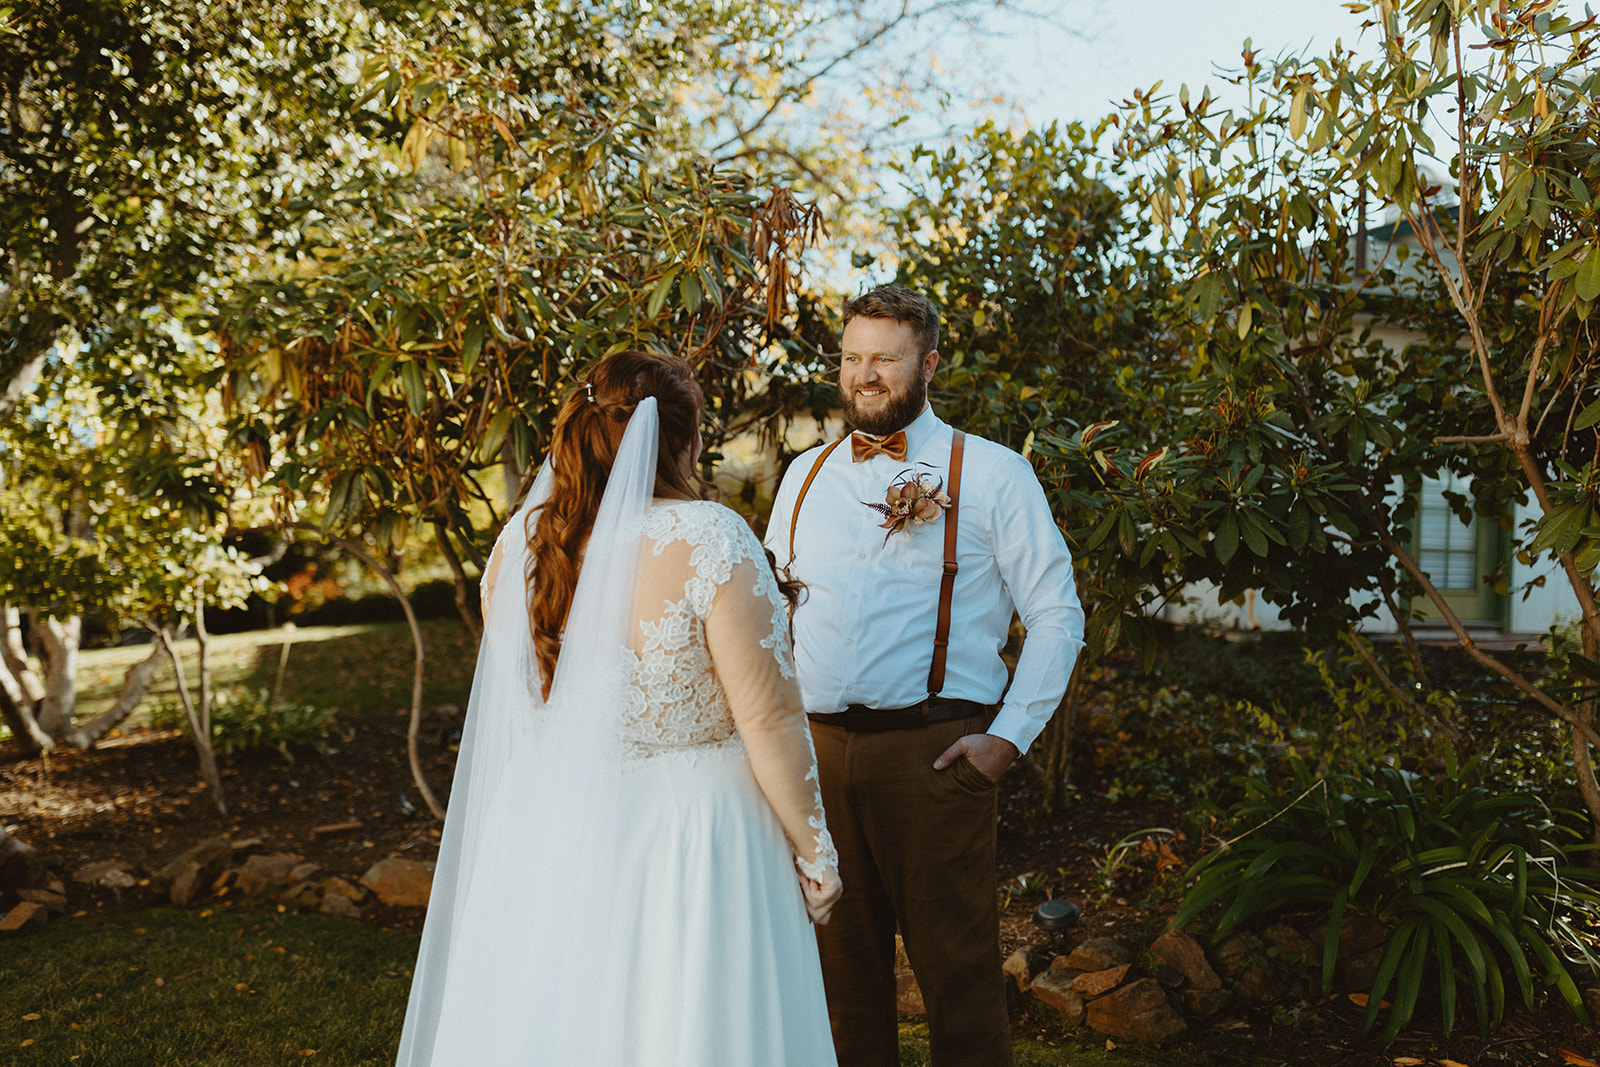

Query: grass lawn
[0,907,417,1066]
[0,907,1276,1067]
[68,620,481,729]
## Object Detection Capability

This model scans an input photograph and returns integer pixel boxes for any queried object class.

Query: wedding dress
[396,398,837,1067]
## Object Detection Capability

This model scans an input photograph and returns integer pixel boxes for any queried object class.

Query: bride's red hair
[525,351,707,698]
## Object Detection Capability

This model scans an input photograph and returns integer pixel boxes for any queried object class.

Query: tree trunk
[0,608,53,752]
[294,522,445,821]
[0,605,44,705]
[433,521,483,643]
[63,642,165,749]
[157,623,227,816]
[34,613,81,737]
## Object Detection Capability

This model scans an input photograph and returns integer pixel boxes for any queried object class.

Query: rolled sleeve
[986,455,1085,754]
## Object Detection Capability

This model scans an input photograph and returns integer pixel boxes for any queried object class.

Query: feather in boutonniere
[862,468,951,544]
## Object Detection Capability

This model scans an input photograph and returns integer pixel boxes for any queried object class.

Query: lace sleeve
[480,534,508,616]
[699,509,836,878]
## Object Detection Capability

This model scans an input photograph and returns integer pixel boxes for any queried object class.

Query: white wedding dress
[395,417,838,1067]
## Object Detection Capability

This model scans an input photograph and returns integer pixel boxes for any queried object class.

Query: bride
[394,350,841,1066]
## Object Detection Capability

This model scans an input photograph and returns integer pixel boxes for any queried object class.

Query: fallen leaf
[154,978,165,987]
[20,1039,33,1047]
[1559,1049,1600,1067]
[1104,1039,1117,1051]
[21,1014,39,1021]
[1436,1059,1473,1067]
[299,1051,318,1057]
[132,928,145,935]
[199,908,213,918]
[1391,1059,1425,1066]
[235,983,249,991]
[1348,993,1369,1007]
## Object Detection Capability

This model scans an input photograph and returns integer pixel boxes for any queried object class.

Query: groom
[766,286,1084,1066]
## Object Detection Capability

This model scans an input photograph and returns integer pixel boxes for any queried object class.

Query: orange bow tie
[851,431,908,463]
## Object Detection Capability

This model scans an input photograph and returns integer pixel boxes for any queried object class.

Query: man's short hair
[842,286,940,355]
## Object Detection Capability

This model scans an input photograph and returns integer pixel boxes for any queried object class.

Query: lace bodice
[622,501,792,754]
[480,497,835,880]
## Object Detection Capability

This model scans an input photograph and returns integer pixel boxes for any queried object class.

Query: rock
[360,857,436,907]
[0,901,48,933]
[17,888,67,913]
[1181,987,1232,1021]
[236,853,303,898]
[1064,937,1133,972]
[73,860,137,891]
[320,892,363,920]
[1338,945,1385,994]
[1262,922,1320,965]
[0,849,45,894]
[1073,964,1131,998]
[282,882,321,909]
[1151,929,1222,991]
[1030,961,1087,1026]
[1328,913,1388,961]
[1003,948,1035,993]
[1085,978,1187,1045]
[168,865,211,907]
[322,876,366,903]
[288,862,322,886]
[152,837,234,905]
[894,934,924,1016]
[1210,931,1263,978]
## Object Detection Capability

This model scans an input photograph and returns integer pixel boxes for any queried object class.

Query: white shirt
[765,406,1085,754]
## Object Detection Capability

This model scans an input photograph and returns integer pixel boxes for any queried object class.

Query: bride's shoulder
[645,499,761,554]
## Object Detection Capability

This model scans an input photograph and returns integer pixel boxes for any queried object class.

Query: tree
[0,0,365,422]
[0,338,269,812]
[882,119,1193,805]
[1079,0,1600,827]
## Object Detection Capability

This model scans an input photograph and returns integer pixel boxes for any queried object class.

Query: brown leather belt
[807,698,995,733]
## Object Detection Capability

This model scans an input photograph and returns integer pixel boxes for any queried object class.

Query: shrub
[1171,758,1600,1042]
[151,685,337,761]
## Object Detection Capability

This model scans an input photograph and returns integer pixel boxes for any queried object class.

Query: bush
[1171,758,1600,1041]
[151,685,337,761]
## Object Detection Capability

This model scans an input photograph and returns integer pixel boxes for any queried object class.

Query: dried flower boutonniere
[863,468,951,543]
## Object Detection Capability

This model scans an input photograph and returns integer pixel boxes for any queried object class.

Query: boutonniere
[863,467,951,543]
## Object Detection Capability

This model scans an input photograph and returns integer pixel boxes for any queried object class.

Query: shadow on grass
[0,907,417,1066]
[68,621,480,729]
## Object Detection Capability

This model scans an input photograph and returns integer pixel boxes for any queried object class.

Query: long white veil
[395,398,660,1065]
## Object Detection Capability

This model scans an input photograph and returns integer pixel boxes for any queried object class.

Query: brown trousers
[811,714,1013,1067]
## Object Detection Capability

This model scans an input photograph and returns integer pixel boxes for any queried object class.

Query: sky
[969,0,1385,128]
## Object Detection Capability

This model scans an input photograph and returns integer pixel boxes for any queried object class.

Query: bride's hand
[800,868,842,925]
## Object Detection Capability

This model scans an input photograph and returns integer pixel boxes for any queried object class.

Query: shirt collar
[900,404,944,459]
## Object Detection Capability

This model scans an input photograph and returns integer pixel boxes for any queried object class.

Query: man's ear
[922,348,940,383]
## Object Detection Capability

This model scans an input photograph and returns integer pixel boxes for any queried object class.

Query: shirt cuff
[987,707,1036,756]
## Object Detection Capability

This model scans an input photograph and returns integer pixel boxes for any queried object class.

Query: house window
[1417,472,1479,591]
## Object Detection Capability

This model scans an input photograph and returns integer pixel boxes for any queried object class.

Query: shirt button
[849,592,858,600]
[845,638,854,646]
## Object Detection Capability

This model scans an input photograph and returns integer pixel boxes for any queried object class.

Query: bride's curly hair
[525,351,710,698]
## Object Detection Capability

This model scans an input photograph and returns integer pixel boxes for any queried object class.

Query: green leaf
[1240,511,1269,557]
[461,323,485,378]
[476,407,516,464]
[647,268,679,319]
[1215,512,1240,564]
[1576,247,1600,303]
[322,469,356,534]
[400,360,426,415]
[1575,398,1600,431]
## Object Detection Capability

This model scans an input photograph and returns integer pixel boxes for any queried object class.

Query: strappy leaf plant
[1171,758,1600,1043]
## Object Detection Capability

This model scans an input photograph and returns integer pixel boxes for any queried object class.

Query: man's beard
[841,376,927,436]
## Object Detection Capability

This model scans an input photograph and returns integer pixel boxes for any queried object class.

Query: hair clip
[583,380,596,403]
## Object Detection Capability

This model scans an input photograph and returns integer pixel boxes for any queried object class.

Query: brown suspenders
[784,429,967,696]
[928,430,965,695]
